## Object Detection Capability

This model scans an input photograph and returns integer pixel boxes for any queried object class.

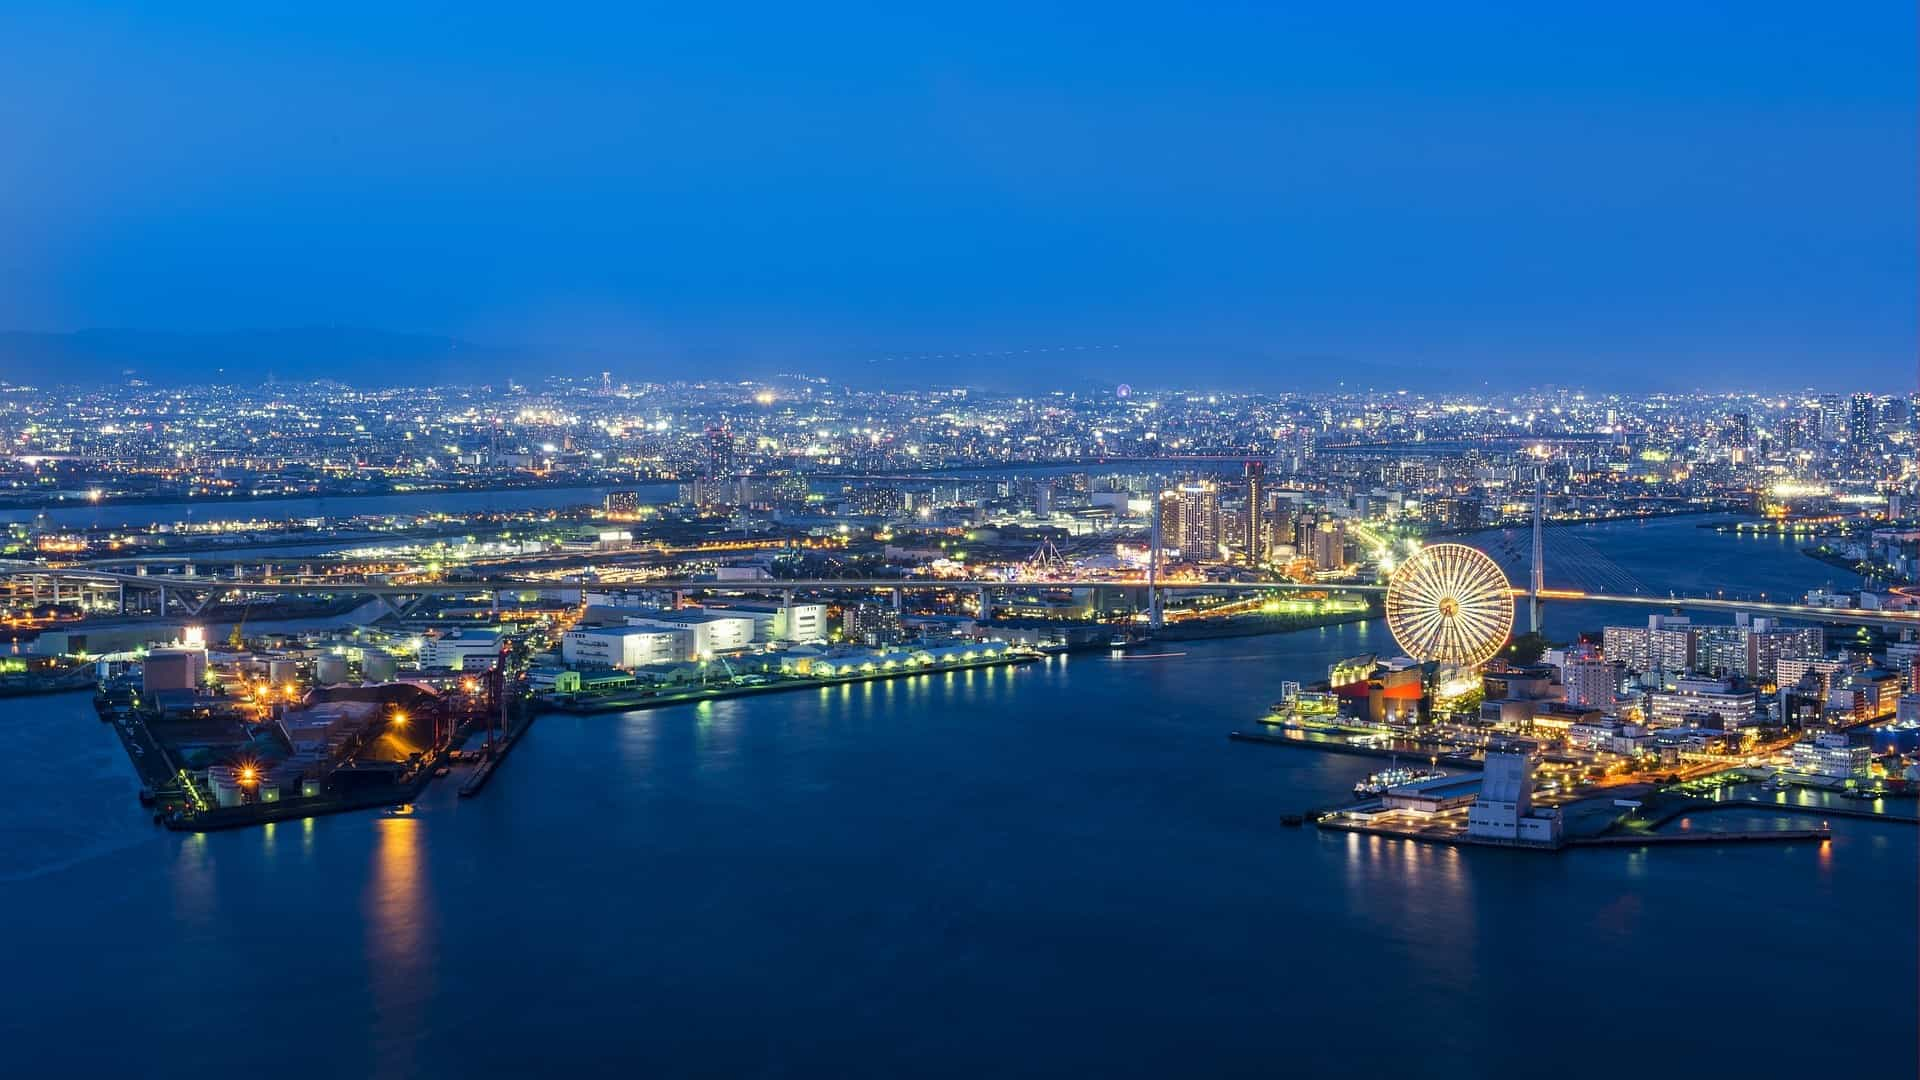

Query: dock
[1572,827,1831,847]
[1228,729,1484,770]
[1314,813,1832,852]
[546,652,1040,715]
[458,703,538,798]
[1313,815,1564,851]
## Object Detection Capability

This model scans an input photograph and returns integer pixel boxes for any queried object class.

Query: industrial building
[562,625,691,668]
[419,627,502,671]
[1465,749,1562,845]
[142,647,207,693]
[703,601,828,642]
[622,610,756,656]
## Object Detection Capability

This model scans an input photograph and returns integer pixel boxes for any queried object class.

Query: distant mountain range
[0,327,540,387]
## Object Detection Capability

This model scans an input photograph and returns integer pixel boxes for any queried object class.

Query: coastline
[542,652,1042,715]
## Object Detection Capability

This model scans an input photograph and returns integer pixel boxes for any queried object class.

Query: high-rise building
[1849,393,1876,446]
[1745,618,1823,685]
[705,426,735,479]
[1692,624,1750,679]
[843,603,905,646]
[1264,505,1295,555]
[1884,641,1920,692]
[1779,416,1806,453]
[1562,656,1621,709]
[1243,460,1266,563]
[1309,520,1347,571]
[1819,394,1846,441]
[855,485,904,517]
[1171,482,1220,560]
[1776,656,1847,700]
[1602,615,1692,677]
[1726,411,1751,449]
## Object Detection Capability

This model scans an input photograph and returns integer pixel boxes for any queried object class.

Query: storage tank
[268,659,299,685]
[142,649,206,694]
[362,651,398,682]
[314,655,350,686]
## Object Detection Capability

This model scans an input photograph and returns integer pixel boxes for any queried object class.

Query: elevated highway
[6,565,1918,630]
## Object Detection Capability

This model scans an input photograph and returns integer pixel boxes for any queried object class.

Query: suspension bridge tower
[1530,466,1545,633]
[1148,481,1165,630]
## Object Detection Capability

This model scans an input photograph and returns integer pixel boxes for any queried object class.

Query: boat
[1353,758,1446,797]
[0,664,97,697]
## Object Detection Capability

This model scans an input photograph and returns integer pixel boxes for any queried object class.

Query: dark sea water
[3,517,1914,1078]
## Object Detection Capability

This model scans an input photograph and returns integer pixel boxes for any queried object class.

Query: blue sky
[2,2,1914,390]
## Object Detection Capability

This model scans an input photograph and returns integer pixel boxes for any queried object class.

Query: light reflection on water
[365,816,431,1073]
[170,831,215,928]
[5,515,1916,1075]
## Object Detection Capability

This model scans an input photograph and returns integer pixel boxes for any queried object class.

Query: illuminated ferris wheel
[1385,543,1514,667]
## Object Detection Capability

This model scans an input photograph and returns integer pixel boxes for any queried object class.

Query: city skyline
[7,8,1917,1076]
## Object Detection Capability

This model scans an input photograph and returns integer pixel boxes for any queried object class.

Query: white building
[1646,676,1758,729]
[1603,615,1693,677]
[1567,719,1650,755]
[562,626,691,669]
[1886,643,1920,692]
[1788,732,1872,781]
[1896,693,1920,726]
[1562,658,1620,709]
[1745,617,1824,685]
[622,611,756,656]
[419,628,502,671]
[1466,749,1563,845]
[706,601,829,643]
[582,588,680,610]
[1776,657,1848,697]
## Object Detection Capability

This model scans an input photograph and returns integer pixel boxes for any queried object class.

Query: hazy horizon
[5,4,1914,391]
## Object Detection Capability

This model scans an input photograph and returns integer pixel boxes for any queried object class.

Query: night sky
[3,3,1914,390]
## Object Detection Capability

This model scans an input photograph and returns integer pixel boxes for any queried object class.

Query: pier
[1227,729,1484,770]
[1572,827,1831,847]
[544,652,1041,715]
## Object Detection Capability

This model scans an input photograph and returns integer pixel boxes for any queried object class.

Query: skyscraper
[1243,460,1266,563]
[1171,482,1220,560]
[1819,394,1846,441]
[705,426,735,479]
[1726,410,1751,449]
[1309,519,1346,570]
[1849,393,1876,446]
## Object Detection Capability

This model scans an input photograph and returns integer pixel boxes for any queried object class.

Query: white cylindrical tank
[362,651,398,682]
[314,656,349,685]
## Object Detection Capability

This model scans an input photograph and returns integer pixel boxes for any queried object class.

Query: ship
[0,662,96,698]
[1353,758,1446,797]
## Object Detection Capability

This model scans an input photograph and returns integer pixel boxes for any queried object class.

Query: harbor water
[2,516,1914,1078]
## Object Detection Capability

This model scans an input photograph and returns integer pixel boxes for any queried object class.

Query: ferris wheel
[1385,543,1514,667]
